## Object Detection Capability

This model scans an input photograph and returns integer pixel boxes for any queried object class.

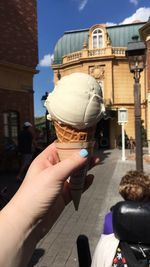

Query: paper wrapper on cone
[55,140,94,210]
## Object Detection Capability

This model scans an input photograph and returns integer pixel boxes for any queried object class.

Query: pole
[147,93,150,156]
[134,71,143,171]
[121,123,126,161]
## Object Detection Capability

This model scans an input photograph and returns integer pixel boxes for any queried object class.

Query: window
[92,29,103,49]
[3,111,19,145]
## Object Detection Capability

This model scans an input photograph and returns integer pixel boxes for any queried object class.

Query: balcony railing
[112,47,126,55]
[66,51,82,62]
[88,48,106,56]
[63,47,126,64]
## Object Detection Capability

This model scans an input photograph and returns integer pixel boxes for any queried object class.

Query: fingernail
[79,149,88,158]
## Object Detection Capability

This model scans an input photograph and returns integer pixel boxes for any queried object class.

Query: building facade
[140,19,150,155]
[51,21,148,148]
[0,0,38,156]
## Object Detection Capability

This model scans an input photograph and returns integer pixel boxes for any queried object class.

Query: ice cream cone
[55,140,94,210]
[45,73,104,210]
[54,121,95,143]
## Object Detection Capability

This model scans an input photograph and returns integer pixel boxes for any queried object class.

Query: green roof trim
[107,22,145,47]
[53,22,145,65]
[53,29,89,64]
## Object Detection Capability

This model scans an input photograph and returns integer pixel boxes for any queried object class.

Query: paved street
[0,148,150,267]
[26,148,150,267]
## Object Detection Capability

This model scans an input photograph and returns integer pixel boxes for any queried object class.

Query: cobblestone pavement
[27,148,150,267]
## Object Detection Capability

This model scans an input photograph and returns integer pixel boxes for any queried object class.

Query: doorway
[95,118,110,149]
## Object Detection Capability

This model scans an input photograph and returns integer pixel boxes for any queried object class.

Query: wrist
[0,199,37,267]
[33,194,66,241]
[5,190,66,241]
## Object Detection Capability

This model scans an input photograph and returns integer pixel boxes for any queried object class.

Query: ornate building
[52,21,148,148]
[0,0,38,156]
[140,19,150,155]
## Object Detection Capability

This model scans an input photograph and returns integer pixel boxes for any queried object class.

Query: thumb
[47,149,89,183]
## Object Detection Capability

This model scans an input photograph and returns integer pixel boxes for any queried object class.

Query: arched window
[3,111,19,145]
[92,29,103,49]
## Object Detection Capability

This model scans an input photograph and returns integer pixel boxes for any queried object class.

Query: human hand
[0,142,99,267]
[14,142,99,239]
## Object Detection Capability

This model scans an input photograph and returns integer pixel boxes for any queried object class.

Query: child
[103,170,150,234]
[91,170,150,267]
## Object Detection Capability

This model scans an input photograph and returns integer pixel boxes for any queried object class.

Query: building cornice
[0,60,39,74]
[139,20,150,41]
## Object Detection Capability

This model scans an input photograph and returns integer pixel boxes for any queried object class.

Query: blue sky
[34,0,150,117]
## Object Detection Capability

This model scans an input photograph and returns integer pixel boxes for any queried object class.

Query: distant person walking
[128,136,135,154]
[16,122,34,182]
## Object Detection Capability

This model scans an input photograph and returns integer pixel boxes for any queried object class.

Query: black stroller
[77,201,150,266]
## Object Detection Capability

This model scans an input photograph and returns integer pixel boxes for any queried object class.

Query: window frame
[3,111,19,145]
[92,28,104,49]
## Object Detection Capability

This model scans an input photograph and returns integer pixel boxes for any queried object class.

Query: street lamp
[118,108,128,161]
[125,35,146,171]
[41,91,50,145]
[57,70,61,80]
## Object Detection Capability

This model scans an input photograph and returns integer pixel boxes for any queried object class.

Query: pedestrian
[0,142,99,267]
[32,128,45,158]
[16,122,34,182]
[91,170,150,267]
[128,136,135,154]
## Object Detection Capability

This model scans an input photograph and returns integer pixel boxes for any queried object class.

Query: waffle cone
[55,141,94,210]
[54,121,95,143]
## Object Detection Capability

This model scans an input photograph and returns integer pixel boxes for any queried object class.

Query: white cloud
[78,0,88,11]
[39,54,54,67]
[130,0,139,6]
[106,7,150,26]
[106,22,117,26]
[121,7,150,24]
[72,0,88,11]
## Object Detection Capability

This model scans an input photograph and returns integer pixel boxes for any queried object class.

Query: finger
[88,156,100,170]
[36,142,59,163]
[28,143,60,175]
[44,149,89,185]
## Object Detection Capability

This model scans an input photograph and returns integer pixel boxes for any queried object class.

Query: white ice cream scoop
[45,72,105,129]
